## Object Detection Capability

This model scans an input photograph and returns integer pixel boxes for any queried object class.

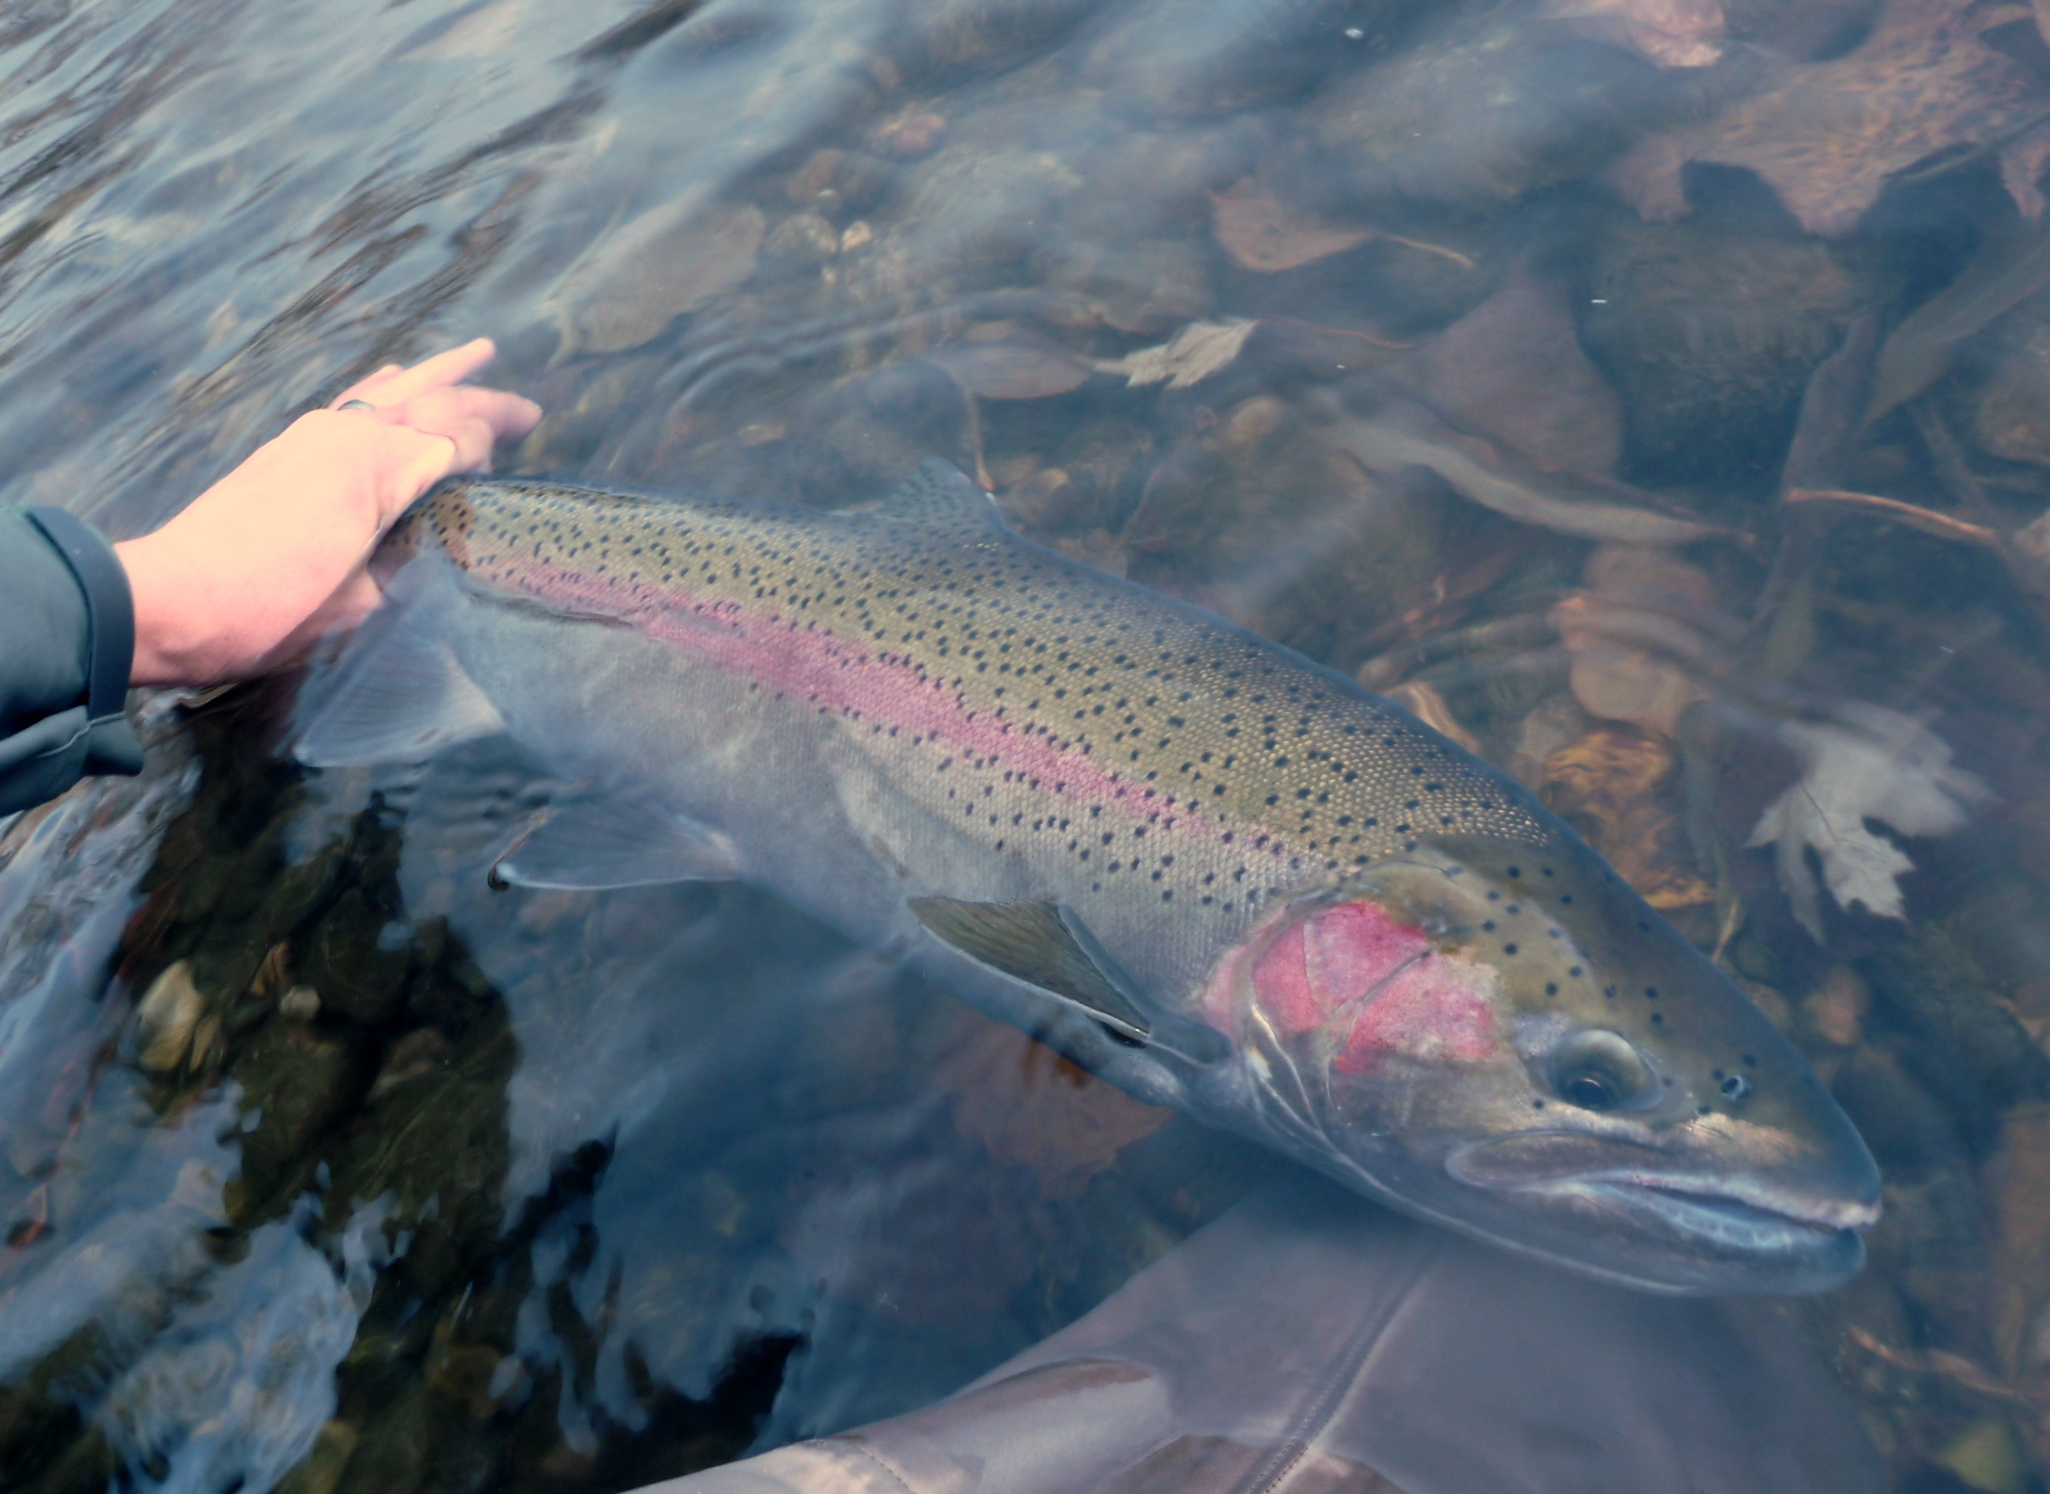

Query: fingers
[375,337,499,404]
[330,363,403,409]
[328,337,498,409]
[380,386,542,474]
[324,340,543,502]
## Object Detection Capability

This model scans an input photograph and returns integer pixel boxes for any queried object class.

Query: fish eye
[1549,1029,1658,1114]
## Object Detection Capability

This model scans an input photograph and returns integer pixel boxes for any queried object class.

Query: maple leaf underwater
[294,461,1881,1294]
[1748,702,1991,940]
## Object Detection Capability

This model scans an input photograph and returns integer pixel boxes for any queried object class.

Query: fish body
[303,461,1879,1293]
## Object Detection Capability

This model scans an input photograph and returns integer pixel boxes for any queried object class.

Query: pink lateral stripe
[486,553,1218,834]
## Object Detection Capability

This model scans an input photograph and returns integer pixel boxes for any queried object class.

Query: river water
[2,1,2049,1490]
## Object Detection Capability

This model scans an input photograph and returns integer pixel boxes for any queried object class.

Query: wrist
[117,530,220,686]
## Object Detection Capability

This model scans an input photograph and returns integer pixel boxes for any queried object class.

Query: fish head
[1205,837,1879,1294]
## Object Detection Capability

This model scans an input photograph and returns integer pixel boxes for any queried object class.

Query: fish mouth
[1527,1176,1866,1251]
[1445,1132,1879,1290]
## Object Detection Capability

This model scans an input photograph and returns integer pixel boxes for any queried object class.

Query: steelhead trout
[298,460,1879,1293]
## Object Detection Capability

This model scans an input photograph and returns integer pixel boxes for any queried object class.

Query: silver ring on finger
[337,399,377,413]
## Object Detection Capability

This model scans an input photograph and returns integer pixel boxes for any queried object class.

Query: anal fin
[492,795,742,891]
[908,897,1152,1043]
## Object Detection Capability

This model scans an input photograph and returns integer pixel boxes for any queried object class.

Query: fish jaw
[1442,1127,1877,1294]
[1193,847,1881,1294]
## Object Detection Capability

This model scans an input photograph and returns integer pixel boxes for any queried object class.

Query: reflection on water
[4,0,2050,1489]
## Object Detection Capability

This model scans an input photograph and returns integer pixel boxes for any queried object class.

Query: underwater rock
[228,1024,359,1199]
[1720,0,1879,62]
[874,0,1101,78]
[891,137,1087,282]
[1803,965,1869,1049]
[136,960,206,1074]
[1035,236,1214,334]
[931,331,1094,398]
[280,985,322,1022]
[300,889,415,1025]
[1078,0,1425,120]
[1510,693,1597,788]
[96,1204,381,1494]
[1306,2,1678,213]
[1863,916,2050,1121]
[874,112,948,160]
[547,204,767,358]
[1968,291,2050,470]
[1581,215,1880,488]
[1124,393,1446,670]
[761,210,843,264]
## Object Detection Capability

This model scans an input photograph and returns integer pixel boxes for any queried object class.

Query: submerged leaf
[1550,546,1731,770]
[1541,725,1714,909]
[1097,318,1259,389]
[1421,265,1624,475]
[1323,398,1734,545]
[940,1022,1169,1198]
[1210,179,1373,272]
[932,340,1094,399]
[1746,703,1991,939]
[1610,0,2050,236]
[1868,224,2050,424]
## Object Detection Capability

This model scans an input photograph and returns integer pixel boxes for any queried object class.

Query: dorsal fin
[871,459,1008,533]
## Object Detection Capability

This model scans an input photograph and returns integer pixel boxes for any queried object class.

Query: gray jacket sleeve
[0,506,145,815]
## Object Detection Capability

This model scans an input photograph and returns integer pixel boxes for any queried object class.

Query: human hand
[116,338,541,685]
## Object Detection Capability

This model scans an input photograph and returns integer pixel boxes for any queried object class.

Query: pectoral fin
[493,796,743,890]
[907,897,1152,1043]
[295,628,505,768]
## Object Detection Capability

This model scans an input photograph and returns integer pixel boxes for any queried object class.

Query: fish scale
[327,461,1878,1295]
